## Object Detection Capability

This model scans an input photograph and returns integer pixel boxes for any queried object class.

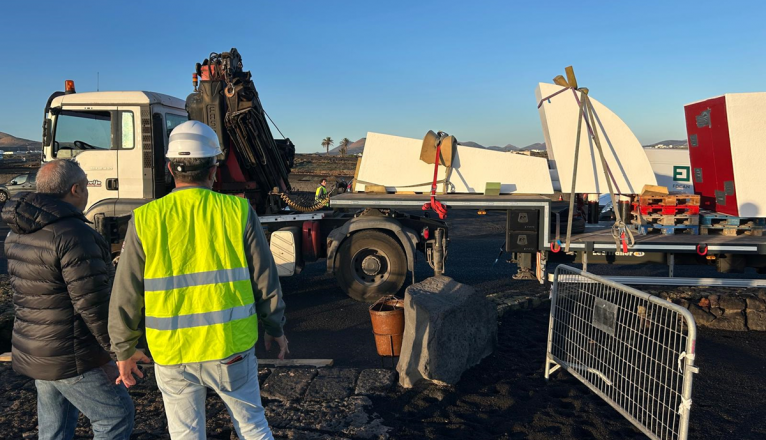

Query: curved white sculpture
[536,83,657,195]
[355,132,554,194]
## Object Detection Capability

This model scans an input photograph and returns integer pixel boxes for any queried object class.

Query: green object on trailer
[484,182,501,196]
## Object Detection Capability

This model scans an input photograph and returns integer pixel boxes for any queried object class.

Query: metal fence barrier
[545,265,699,440]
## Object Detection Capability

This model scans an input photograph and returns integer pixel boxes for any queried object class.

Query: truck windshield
[166,113,188,138]
[54,110,112,157]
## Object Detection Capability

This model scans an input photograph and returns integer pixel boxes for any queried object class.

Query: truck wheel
[335,230,407,303]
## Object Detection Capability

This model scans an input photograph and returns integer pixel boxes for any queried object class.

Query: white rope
[677,351,696,374]
[677,351,687,374]
[678,397,693,415]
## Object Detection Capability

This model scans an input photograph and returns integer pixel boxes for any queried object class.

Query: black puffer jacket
[2,192,113,380]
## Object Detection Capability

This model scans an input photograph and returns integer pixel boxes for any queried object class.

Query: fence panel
[545,265,699,440]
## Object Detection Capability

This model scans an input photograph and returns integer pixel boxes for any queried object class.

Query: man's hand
[116,350,152,388]
[264,334,289,360]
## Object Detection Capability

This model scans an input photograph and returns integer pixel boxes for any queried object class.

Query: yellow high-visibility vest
[134,188,257,365]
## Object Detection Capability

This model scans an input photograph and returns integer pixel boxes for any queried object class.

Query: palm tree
[338,138,351,157]
[321,137,334,155]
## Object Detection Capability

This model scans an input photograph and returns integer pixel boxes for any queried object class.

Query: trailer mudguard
[326,216,418,282]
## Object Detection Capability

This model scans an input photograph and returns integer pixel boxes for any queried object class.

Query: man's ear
[208,165,218,181]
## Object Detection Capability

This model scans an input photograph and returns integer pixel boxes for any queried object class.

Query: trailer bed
[330,193,552,210]
[563,223,766,254]
[332,193,766,255]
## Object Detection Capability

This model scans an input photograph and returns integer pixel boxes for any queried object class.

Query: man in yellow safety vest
[108,120,287,440]
[315,178,328,206]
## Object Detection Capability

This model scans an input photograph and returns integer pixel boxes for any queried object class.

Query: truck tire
[335,230,407,303]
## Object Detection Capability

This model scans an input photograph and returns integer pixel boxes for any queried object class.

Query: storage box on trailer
[685,93,766,217]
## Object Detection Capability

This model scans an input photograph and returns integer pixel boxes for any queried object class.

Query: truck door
[115,106,143,201]
[51,106,120,211]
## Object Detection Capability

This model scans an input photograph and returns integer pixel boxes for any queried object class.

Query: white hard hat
[166,120,222,158]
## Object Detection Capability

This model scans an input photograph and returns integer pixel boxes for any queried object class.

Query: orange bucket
[369,296,405,357]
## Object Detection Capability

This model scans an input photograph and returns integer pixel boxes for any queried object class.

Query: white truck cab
[43,87,187,219]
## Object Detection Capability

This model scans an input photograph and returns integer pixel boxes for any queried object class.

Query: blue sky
[1,1,764,152]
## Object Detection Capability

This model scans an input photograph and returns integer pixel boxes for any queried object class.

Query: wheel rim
[351,248,390,286]
[0,192,7,202]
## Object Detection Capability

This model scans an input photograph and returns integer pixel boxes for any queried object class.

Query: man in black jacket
[2,159,135,440]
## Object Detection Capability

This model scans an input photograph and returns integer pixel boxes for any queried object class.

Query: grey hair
[170,157,217,183]
[36,160,87,197]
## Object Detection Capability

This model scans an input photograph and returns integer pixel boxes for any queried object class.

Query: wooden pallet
[701,225,764,237]
[632,213,699,226]
[698,212,766,236]
[637,224,700,236]
[638,194,700,207]
[699,212,766,227]
[633,203,700,216]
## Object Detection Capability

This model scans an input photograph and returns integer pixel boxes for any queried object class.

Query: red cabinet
[684,97,739,216]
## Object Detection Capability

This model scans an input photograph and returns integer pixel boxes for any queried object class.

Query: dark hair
[170,157,217,183]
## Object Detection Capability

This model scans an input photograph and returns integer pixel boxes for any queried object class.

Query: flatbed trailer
[331,193,552,281]
[550,222,766,286]
[330,193,766,287]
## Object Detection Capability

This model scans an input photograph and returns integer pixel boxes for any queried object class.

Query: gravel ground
[2,305,764,439]
[373,306,766,440]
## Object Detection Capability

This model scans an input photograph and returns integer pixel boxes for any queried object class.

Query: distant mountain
[458,141,485,149]
[321,137,548,155]
[461,142,546,152]
[501,143,519,151]
[484,144,519,152]
[461,142,522,152]
[327,138,366,155]
[520,142,546,151]
[643,140,688,149]
[0,132,41,151]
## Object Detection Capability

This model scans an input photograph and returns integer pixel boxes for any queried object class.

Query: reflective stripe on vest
[145,303,255,331]
[144,267,251,291]
[134,188,257,365]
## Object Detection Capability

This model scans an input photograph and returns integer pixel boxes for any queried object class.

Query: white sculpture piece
[536,83,657,195]
[355,132,554,195]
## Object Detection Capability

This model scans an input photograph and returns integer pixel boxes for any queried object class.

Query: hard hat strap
[171,160,219,173]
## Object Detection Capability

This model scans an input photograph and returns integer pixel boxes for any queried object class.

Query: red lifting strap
[621,231,628,253]
[422,143,448,219]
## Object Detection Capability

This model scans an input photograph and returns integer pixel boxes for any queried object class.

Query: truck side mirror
[42,119,50,147]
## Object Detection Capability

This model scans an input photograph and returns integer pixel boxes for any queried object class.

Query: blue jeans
[154,350,273,440]
[35,362,135,440]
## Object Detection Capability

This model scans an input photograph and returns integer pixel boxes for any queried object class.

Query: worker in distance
[315,178,329,206]
[108,120,288,439]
